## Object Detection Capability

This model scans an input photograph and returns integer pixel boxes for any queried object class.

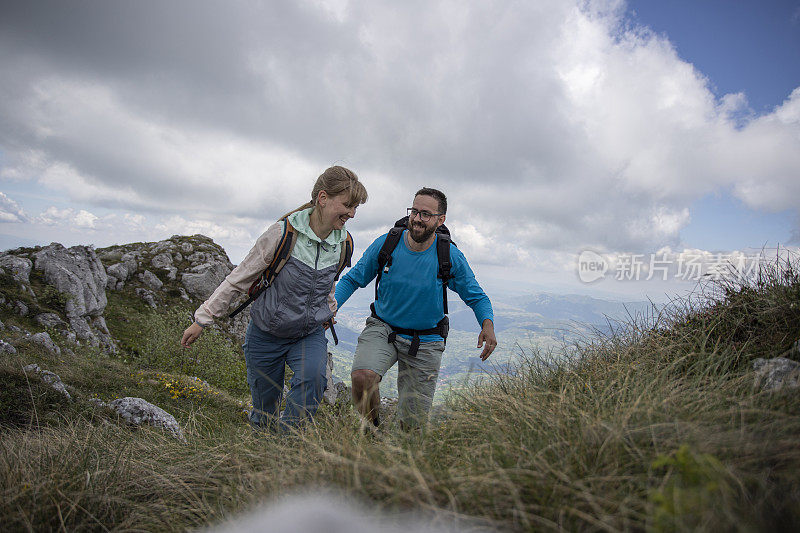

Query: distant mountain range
[332,290,652,344]
[328,289,653,398]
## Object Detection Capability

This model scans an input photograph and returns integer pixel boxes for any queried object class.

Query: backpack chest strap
[370,303,449,356]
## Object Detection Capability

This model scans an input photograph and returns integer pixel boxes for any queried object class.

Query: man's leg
[396,339,445,429]
[351,317,397,426]
[351,369,381,424]
[283,327,329,426]
[243,321,290,428]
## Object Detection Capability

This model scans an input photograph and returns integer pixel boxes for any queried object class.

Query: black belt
[370,303,449,356]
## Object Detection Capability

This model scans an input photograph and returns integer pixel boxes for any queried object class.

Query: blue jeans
[242,321,328,428]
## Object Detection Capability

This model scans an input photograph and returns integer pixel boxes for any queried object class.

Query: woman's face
[319,192,357,230]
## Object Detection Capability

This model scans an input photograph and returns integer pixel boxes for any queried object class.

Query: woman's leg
[283,327,328,426]
[243,320,290,428]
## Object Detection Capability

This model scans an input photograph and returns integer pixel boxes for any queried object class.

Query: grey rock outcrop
[228,306,250,344]
[121,251,140,273]
[33,243,107,317]
[106,262,128,281]
[35,312,68,330]
[14,300,28,316]
[23,363,71,400]
[150,253,173,270]
[65,316,115,353]
[28,332,61,355]
[138,270,164,291]
[0,255,32,284]
[135,288,157,308]
[323,351,349,405]
[753,357,800,391]
[0,340,17,354]
[69,316,95,344]
[186,251,213,264]
[181,262,231,300]
[105,274,119,291]
[106,263,129,284]
[380,397,398,410]
[91,316,115,354]
[108,397,186,442]
[22,243,117,352]
[149,240,174,255]
[324,382,350,406]
[105,251,141,289]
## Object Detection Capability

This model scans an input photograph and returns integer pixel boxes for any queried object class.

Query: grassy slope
[1,258,799,531]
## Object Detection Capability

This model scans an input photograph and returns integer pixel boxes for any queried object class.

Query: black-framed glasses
[407,208,442,221]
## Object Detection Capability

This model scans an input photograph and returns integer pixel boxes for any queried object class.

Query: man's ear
[437,214,446,228]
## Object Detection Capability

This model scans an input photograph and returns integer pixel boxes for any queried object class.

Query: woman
[180,166,367,427]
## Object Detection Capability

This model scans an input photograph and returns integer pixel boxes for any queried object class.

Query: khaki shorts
[352,316,445,426]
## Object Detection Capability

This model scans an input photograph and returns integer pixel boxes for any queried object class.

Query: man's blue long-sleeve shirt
[335,230,493,342]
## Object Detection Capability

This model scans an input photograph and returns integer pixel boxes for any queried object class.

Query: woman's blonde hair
[281,166,368,219]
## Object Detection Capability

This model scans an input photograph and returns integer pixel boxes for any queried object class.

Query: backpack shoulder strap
[262,218,297,288]
[334,231,354,281]
[229,219,297,318]
[436,233,453,314]
[374,226,404,302]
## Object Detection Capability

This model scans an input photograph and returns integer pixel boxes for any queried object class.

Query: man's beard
[408,220,436,243]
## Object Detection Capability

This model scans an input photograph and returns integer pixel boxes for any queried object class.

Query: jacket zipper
[304,241,322,333]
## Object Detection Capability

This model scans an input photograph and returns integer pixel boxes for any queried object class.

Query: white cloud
[0,0,797,265]
[154,216,256,248]
[35,206,110,231]
[0,192,28,223]
[35,206,73,226]
[73,209,99,229]
[123,213,145,228]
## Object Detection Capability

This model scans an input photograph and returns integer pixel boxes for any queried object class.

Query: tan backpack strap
[335,231,353,281]
[265,219,297,285]
[230,219,298,319]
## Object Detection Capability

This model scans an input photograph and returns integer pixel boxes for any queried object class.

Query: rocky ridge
[0,234,352,440]
[0,235,240,348]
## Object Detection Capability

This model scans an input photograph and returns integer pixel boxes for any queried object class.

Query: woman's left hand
[181,322,204,348]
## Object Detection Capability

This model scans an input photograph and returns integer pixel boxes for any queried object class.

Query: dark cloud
[0,0,797,259]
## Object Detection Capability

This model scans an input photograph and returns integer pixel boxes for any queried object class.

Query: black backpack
[375,216,456,312]
[371,216,455,355]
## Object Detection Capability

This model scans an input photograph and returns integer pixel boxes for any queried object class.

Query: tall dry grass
[2,255,799,531]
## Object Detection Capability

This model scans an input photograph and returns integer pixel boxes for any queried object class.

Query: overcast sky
[1,0,798,299]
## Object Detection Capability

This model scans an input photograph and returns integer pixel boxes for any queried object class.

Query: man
[335,187,497,429]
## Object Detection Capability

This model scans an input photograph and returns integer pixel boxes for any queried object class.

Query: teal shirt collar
[287,207,348,245]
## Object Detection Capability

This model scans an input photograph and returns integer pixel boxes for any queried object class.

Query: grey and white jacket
[194,207,347,338]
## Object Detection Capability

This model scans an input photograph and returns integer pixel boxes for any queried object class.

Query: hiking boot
[358,414,381,437]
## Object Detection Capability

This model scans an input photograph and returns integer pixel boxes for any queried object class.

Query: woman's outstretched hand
[181,322,204,348]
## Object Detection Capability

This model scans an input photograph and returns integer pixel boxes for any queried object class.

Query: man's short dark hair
[415,187,447,214]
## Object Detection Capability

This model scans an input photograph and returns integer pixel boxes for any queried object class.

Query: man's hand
[477,319,497,361]
[181,322,204,348]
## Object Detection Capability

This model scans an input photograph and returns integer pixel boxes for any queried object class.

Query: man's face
[407,194,444,243]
